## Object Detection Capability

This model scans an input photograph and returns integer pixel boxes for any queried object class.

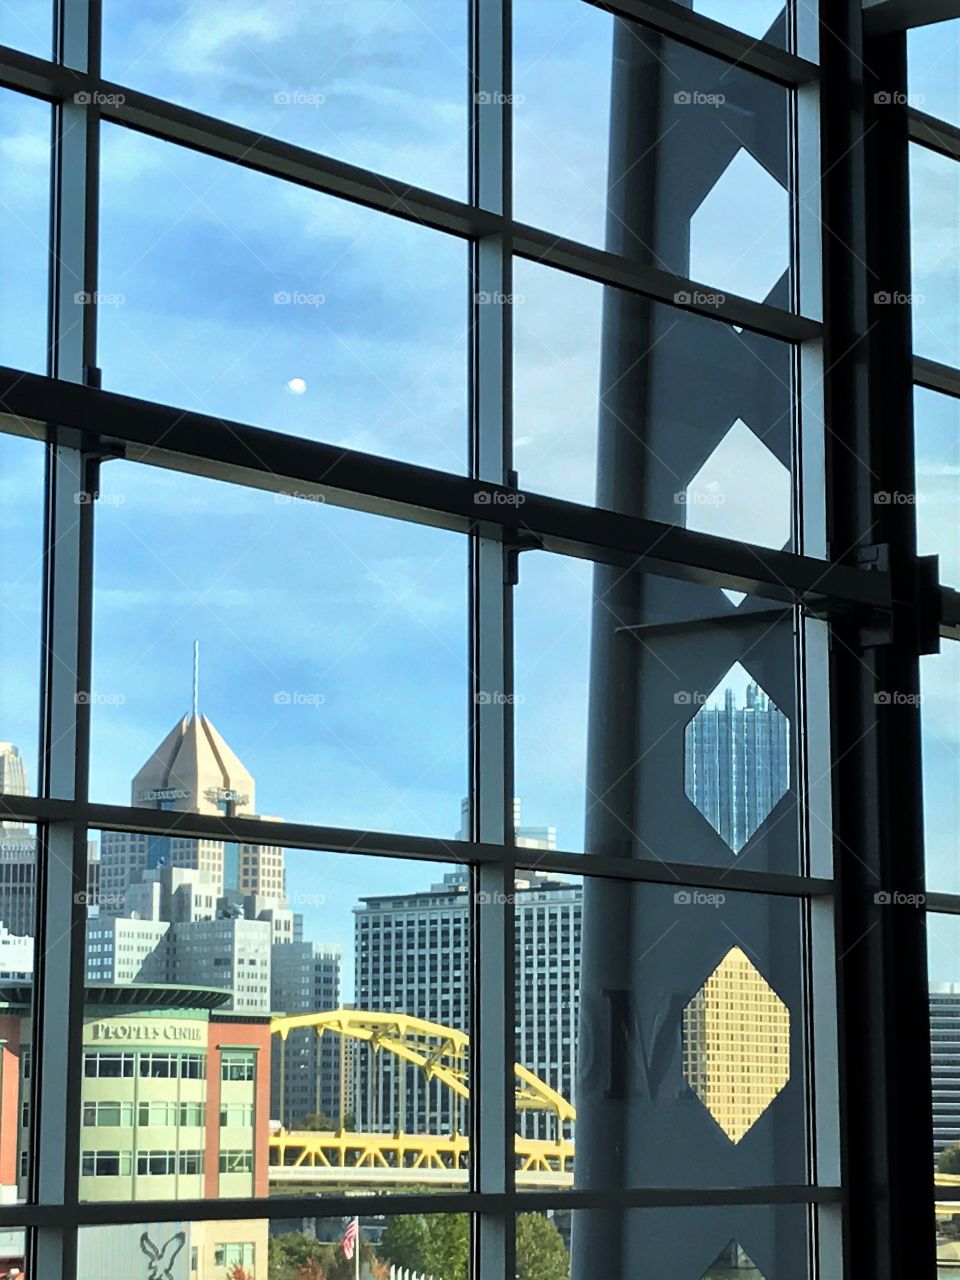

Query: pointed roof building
[132,713,255,816]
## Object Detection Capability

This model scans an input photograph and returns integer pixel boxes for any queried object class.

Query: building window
[221,1053,256,1082]
[213,1243,255,1269]
[83,1052,134,1079]
[219,1150,254,1174]
[80,1151,132,1177]
[83,1101,134,1127]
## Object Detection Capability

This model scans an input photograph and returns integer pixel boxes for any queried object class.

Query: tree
[300,1110,336,1131]
[380,1215,431,1273]
[515,1213,569,1280]
[227,1266,254,1280]
[269,1232,328,1280]
[321,1239,380,1280]
[296,1262,327,1280]
[940,1143,960,1174]
[380,1213,468,1280]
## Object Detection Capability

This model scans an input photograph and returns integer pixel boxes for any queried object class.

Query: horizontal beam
[908,108,960,161]
[914,355,960,397]
[0,795,834,899]
[0,1184,839,1229]
[0,46,814,343]
[583,0,819,85]
[864,0,960,35]
[513,224,821,342]
[0,369,888,613]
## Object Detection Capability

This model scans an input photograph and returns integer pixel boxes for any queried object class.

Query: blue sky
[0,5,959,988]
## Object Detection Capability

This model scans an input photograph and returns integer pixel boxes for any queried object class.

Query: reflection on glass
[920,644,960,893]
[910,144,960,368]
[529,1205,808,1279]
[513,259,796,533]
[98,124,468,471]
[915,386,960,589]
[90,461,467,835]
[909,20,960,127]
[0,90,50,373]
[515,556,799,871]
[102,0,468,199]
[544,880,804,1192]
[514,0,792,309]
[0,436,43,797]
[693,1,788,47]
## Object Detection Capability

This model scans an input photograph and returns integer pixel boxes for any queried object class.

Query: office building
[684,681,791,854]
[99,711,285,909]
[0,744,27,799]
[355,844,581,1139]
[931,985,960,1159]
[270,942,343,1128]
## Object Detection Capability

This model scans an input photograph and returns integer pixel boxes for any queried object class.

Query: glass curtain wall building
[0,1,957,1279]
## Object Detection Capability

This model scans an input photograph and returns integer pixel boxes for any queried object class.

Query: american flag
[342,1216,359,1261]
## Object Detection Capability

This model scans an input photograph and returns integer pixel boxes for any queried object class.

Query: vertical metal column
[31,1,100,1276]
[821,6,937,1278]
[469,2,515,1277]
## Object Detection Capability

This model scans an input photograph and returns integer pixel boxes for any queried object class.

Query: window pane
[930,918,960,1190]
[82,838,470,1200]
[516,876,806,1190]
[517,1205,809,1278]
[915,386,960,589]
[102,0,468,199]
[514,258,796,543]
[98,125,468,471]
[0,434,43,797]
[933,915,960,1273]
[0,90,50,373]
[0,0,51,60]
[921,642,960,894]
[90,462,467,835]
[0,818,38,1202]
[514,1,793,312]
[909,20,960,127]
[515,554,800,871]
[910,143,960,368]
[79,1213,471,1278]
[693,1,789,48]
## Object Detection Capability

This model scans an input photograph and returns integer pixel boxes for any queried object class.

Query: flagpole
[355,1217,360,1280]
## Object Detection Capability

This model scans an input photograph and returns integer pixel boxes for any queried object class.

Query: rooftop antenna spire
[192,640,199,719]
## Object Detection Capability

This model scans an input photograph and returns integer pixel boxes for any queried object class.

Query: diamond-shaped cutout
[690,148,789,305]
[694,1,785,42]
[700,1238,766,1279]
[684,418,791,606]
[683,662,790,854]
[683,946,790,1143]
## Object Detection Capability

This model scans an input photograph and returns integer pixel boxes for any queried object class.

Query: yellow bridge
[269,1009,575,1190]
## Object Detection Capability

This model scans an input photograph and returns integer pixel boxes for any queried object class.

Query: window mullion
[32,1,100,1276]
[470,2,514,1279]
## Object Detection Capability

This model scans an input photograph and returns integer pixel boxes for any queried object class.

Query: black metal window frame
[0,0,954,1276]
